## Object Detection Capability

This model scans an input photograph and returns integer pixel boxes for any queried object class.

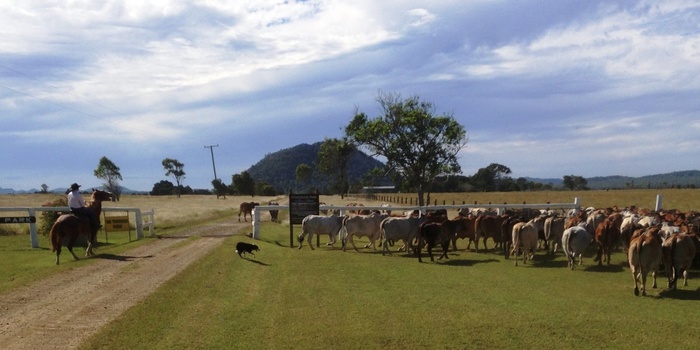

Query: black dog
[235,242,260,258]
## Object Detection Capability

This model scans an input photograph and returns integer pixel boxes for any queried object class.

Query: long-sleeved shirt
[67,190,86,209]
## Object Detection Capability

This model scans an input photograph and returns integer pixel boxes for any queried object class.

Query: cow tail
[636,236,644,283]
[670,235,677,285]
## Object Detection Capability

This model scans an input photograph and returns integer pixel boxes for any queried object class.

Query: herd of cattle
[238,201,699,296]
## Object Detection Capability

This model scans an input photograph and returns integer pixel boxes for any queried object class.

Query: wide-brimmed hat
[70,183,81,190]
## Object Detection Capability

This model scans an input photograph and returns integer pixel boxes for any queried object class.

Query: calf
[662,233,697,289]
[628,227,663,296]
[238,202,259,222]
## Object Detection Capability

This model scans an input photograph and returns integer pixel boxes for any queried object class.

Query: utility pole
[204,144,219,180]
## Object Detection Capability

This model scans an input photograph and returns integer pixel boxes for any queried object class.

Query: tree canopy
[345,92,467,206]
[94,156,122,201]
[315,138,356,197]
[162,158,186,197]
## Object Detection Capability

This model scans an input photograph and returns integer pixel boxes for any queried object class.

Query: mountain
[246,142,389,193]
[527,170,700,189]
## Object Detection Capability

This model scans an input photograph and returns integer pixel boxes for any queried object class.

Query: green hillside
[246,142,389,193]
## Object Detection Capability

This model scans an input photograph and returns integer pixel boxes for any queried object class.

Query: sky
[2,0,699,192]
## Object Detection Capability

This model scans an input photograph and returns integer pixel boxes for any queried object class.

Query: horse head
[90,189,113,202]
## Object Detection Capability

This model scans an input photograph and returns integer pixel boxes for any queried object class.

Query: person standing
[67,183,100,233]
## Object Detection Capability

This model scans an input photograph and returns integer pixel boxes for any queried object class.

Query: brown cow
[238,202,259,222]
[662,233,697,289]
[628,226,663,296]
[451,215,476,251]
[475,215,507,252]
[594,215,621,266]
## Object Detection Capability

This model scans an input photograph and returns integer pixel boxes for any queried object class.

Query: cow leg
[682,268,689,287]
[439,241,450,260]
[651,271,657,289]
[633,270,641,296]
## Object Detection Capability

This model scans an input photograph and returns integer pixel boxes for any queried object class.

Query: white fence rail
[251,198,583,240]
[0,207,155,248]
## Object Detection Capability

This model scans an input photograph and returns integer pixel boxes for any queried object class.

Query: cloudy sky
[2,0,699,192]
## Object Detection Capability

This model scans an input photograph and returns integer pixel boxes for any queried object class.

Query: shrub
[39,197,68,236]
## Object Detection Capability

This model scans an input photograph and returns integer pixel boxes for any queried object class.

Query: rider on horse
[67,183,100,233]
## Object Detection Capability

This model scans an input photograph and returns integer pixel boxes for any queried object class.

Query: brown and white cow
[238,202,259,222]
[544,216,566,254]
[662,233,697,289]
[628,226,663,296]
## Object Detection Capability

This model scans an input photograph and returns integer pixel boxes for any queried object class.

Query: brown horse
[49,189,112,265]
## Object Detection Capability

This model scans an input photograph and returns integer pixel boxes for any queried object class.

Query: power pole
[204,144,219,180]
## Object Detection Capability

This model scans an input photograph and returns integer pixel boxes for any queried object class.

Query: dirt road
[0,219,248,350]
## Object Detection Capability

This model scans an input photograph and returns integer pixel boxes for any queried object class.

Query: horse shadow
[96,253,155,262]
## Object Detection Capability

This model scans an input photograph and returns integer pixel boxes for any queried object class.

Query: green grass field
[78,221,700,350]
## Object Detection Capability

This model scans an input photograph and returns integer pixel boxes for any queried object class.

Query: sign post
[288,192,320,248]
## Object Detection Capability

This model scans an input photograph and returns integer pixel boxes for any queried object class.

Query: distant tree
[295,163,313,192]
[469,163,512,192]
[346,92,467,206]
[151,180,175,195]
[563,175,588,190]
[316,138,356,198]
[40,184,49,193]
[212,178,227,199]
[256,182,277,196]
[162,158,186,198]
[94,156,122,201]
[232,171,256,196]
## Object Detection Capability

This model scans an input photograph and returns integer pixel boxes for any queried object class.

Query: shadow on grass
[241,258,270,266]
[96,253,155,262]
[584,263,625,273]
[442,258,500,267]
[658,287,700,300]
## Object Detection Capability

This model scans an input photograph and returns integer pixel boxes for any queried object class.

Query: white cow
[298,214,343,250]
[562,224,591,270]
[341,212,389,252]
[379,215,425,255]
[543,216,565,254]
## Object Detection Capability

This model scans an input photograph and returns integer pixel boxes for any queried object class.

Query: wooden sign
[105,215,130,232]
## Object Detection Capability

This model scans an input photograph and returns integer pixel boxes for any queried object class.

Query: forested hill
[529,170,700,189]
[246,142,388,193]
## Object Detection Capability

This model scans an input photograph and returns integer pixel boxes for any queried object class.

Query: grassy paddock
[80,221,700,350]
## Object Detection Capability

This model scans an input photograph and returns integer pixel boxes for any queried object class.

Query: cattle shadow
[658,287,700,300]
[442,258,500,267]
[584,263,625,273]
[96,253,155,262]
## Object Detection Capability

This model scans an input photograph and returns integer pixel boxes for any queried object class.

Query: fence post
[28,208,39,248]
[253,208,260,239]
[135,209,144,239]
[655,195,663,211]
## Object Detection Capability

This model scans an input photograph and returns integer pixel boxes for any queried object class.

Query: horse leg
[55,245,62,265]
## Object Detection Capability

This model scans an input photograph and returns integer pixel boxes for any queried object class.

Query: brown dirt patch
[0,218,249,350]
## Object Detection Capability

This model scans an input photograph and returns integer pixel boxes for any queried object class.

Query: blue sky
[2,0,699,192]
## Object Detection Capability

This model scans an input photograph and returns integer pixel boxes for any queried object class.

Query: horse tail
[49,220,62,252]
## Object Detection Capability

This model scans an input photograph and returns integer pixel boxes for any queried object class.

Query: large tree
[563,175,588,190]
[295,163,313,192]
[231,171,256,196]
[346,92,467,206]
[315,137,356,198]
[94,156,122,201]
[162,158,186,197]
